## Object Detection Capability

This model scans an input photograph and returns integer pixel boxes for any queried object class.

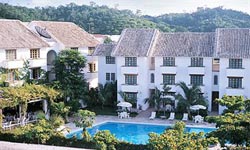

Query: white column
[43,100,50,119]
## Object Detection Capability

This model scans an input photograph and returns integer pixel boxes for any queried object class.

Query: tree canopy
[0,84,60,109]
[0,3,250,34]
[53,50,88,111]
[148,121,218,150]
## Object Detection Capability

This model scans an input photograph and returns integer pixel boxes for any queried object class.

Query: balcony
[1,60,24,69]
[226,68,244,77]
[121,84,138,92]
[121,66,138,74]
[188,67,205,75]
[225,88,245,96]
[160,66,177,74]
[28,58,46,68]
[86,72,98,79]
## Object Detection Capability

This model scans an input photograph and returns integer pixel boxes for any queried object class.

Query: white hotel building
[0,19,100,87]
[94,28,250,114]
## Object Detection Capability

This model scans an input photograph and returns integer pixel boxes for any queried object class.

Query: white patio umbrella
[190,105,206,115]
[117,102,132,108]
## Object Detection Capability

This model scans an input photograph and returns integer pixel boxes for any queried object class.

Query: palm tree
[145,87,162,111]
[175,82,207,116]
[98,83,113,109]
[145,85,173,115]
[51,102,70,122]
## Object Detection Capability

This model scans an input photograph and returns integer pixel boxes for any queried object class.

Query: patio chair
[168,112,175,120]
[149,112,156,120]
[194,115,204,123]
[182,113,188,121]
[2,122,8,130]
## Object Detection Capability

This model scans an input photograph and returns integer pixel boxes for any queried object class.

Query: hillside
[0,3,250,34]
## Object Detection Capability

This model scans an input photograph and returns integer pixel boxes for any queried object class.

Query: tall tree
[54,50,88,111]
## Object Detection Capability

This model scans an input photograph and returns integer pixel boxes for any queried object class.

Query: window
[89,63,96,73]
[125,74,137,85]
[190,75,203,86]
[88,47,95,55]
[6,49,16,60]
[31,68,40,79]
[214,75,218,85]
[106,73,115,82]
[150,73,154,83]
[111,73,115,81]
[163,57,175,66]
[213,58,220,64]
[125,92,137,100]
[229,59,242,69]
[70,47,78,51]
[191,58,203,67]
[125,57,137,66]
[212,58,220,72]
[106,56,115,64]
[163,74,175,85]
[30,49,40,59]
[228,77,242,88]
[106,73,110,81]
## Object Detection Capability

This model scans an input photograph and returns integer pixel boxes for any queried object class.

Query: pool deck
[65,112,216,132]
[0,141,92,150]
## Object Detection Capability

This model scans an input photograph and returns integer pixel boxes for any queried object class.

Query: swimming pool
[66,122,216,144]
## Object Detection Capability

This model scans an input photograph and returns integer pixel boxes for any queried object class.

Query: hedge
[0,130,149,150]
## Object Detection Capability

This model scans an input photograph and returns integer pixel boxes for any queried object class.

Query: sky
[1,0,250,16]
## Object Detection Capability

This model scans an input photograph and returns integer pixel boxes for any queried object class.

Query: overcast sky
[1,0,250,16]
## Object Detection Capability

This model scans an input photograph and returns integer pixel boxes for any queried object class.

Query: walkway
[0,141,91,150]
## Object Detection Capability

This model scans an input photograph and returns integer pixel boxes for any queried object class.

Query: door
[212,91,219,112]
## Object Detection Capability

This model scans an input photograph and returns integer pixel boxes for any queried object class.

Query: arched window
[151,73,154,83]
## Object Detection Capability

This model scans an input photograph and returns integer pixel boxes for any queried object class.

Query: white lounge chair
[168,112,175,120]
[194,115,204,123]
[182,113,188,121]
[149,112,156,120]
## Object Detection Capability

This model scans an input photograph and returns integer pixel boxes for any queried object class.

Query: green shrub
[94,130,118,150]
[50,115,65,128]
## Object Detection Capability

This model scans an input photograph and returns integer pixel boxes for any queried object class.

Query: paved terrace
[0,141,91,150]
[65,109,217,132]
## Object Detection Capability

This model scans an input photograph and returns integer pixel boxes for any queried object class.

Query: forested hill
[1,3,250,34]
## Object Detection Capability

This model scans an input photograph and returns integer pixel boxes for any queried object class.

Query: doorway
[212,91,219,112]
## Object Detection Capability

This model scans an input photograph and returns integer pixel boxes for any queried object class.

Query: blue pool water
[66,122,216,144]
